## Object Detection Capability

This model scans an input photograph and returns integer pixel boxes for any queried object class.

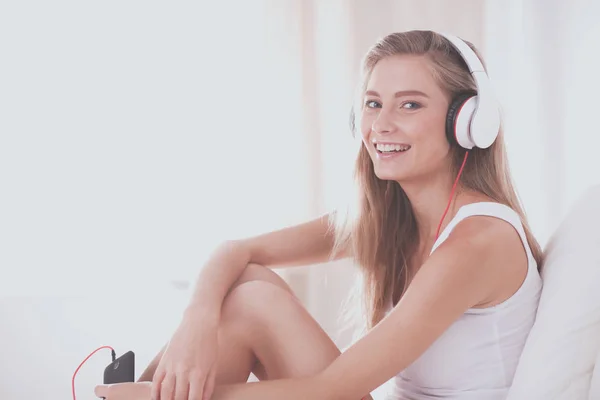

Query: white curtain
[483,0,600,249]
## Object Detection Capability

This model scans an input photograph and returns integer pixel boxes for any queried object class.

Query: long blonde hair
[332,30,543,331]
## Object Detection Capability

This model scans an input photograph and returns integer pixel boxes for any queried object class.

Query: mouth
[374,142,411,154]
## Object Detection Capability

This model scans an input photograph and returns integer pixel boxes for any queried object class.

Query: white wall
[0,1,314,398]
[0,286,190,398]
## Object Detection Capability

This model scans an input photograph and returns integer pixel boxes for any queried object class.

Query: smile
[375,143,411,154]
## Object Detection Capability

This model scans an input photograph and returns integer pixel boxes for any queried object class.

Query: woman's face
[360,55,452,183]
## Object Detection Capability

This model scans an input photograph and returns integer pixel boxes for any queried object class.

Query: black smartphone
[103,350,135,384]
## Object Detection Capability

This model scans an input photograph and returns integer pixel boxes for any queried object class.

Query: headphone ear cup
[446,92,477,149]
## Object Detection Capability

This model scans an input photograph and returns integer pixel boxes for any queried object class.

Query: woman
[95,30,543,400]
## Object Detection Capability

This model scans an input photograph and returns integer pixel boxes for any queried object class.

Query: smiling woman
[361,58,449,182]
[92,30,543,400]
[363,90,426,156]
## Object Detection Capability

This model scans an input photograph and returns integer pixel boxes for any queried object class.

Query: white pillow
[588,348,600,400]
[507,185,600,400]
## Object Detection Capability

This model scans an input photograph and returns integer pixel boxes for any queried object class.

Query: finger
[188,373,204,400]
[151,369,166,400]
[175,376,190,400]
[160,374,176,400]
[189,368,208,400]
[202,368,217,400]
[94,384,111,398]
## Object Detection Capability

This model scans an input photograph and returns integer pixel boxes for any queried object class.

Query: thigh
[218,280,342,382]
[137,263,295,383]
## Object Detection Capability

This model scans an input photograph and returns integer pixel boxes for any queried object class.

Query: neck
[399,172,465,244]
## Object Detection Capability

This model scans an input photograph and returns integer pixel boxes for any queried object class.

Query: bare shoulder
[448,210,526,256]
[445,210,529,307]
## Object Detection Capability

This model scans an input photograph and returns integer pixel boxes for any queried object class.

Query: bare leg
[216,279,343,383]
[105,264,373,400]
[139,263,286,381]
[138,263,335,383]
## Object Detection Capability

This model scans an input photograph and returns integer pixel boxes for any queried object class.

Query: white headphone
[438,32,501,150]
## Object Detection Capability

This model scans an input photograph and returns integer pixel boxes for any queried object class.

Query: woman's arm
[208,216,521,400]
[187,212,348,313]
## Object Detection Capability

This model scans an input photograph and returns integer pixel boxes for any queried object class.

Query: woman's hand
[151,308,220,400]
[94,382,151,399]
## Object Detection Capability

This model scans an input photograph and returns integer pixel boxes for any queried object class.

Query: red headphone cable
[72,345,116,400]
[435,151,469,240]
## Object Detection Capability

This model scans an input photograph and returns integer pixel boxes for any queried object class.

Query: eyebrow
[365,90,429,98]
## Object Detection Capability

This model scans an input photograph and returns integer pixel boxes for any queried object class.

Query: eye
[365,99,381,109]
[401,101,422,110]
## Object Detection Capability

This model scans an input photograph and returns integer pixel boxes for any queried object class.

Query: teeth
[376,143,410,152]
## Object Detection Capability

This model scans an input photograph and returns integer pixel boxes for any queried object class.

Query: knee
[234,263,293,295]
[222,280,298,325]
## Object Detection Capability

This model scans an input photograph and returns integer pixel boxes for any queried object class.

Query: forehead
[366,55,444,97]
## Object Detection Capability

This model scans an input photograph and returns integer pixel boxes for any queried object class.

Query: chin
[373,168,410,182]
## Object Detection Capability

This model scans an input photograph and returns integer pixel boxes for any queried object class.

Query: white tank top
[387,202,542,400]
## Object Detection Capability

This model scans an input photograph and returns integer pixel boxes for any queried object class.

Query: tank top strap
[430,202,534,265]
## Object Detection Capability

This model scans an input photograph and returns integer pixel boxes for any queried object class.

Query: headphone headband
[438,32,501,149]
[439,33,485,73]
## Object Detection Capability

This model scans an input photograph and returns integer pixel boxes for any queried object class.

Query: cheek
[411,115,447,144]
[419,124,452,163]
[359,119,376,153]
[359,114,373,139]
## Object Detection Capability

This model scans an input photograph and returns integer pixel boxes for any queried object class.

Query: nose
[371,108,396,135]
